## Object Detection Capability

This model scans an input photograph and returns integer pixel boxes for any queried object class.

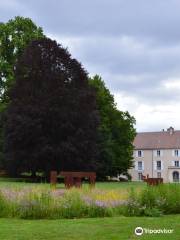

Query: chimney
[167,126,174,135]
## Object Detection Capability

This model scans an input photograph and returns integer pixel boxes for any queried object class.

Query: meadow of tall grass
[0,183,179,219]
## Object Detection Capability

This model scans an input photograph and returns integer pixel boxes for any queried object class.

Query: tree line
[0,17,136,179]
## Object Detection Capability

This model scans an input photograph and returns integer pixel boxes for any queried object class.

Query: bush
[126,184,180,217]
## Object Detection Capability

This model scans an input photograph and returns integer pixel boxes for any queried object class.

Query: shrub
[126,184,180,217]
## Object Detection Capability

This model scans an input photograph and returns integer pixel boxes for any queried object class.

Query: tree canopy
[1,16,136,179]
[0,16,44,170]
[3,38,99,176]
[0,16,44,106]
[89,75,136,178]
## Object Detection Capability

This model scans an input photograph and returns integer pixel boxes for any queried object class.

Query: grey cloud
[27,1,180,44]
[2,0,180,43]
[56,35,180,105]
[77,37,180,75]
[1,0,180,130]
[105,73,180,105]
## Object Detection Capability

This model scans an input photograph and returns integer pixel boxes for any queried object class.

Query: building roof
[134,127,180,149]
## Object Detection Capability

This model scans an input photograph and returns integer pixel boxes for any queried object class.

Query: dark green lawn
[0,215,179,240]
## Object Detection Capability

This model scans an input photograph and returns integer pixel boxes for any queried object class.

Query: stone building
[129,127,180,182]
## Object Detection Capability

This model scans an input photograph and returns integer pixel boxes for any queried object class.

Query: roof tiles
[134,130,180,149]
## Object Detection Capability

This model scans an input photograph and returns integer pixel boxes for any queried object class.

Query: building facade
[129,127,180,183]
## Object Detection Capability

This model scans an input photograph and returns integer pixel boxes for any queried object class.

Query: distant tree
[89,75,136,178]
[3,38,99,177]
[0,16,44,106]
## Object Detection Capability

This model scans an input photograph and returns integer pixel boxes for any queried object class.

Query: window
[157,150,161,157]
[175,150,179,157]
[173,171,179,182]
[138,172,143,181]
[157,172,161,178]
[154,150,163,157]
[157,161,161,170]
[175,161,179,167]
[138,161,142,170]
[137,150,143,157]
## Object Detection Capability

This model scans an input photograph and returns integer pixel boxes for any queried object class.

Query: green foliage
[0,192,8,217]
[126,184,180,216]
[89,75,136,177]
[0,16,44,103]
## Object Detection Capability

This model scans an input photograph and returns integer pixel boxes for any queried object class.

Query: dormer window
[167,126,174,135]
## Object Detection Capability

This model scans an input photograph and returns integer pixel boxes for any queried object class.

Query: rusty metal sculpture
[50,171,58,187]
[142,174,163,186]
[61,171,96,188]
[50,171,96,188]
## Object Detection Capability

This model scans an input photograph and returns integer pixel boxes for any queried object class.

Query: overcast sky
[1,0,180,132]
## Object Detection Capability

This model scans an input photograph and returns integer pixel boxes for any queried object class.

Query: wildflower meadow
[0,182,179,219]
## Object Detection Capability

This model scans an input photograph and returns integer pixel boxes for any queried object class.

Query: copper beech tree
[0,16,44,170]
[3,38,99,177]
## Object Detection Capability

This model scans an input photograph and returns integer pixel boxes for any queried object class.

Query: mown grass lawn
[0,215,179,240]
[0,178,146,190]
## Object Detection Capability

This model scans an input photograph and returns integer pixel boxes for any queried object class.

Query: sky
[1,0,180,132]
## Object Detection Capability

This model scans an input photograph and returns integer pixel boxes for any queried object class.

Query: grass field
[0,178,146,190]
[0,179,179,239]
[0,215,179,240]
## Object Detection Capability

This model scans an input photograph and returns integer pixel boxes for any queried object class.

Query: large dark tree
[0,16,44,170]
[89,75,136,178]
[3,38,99,177]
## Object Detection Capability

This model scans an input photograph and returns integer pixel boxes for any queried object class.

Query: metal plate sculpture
[50,171,96,188]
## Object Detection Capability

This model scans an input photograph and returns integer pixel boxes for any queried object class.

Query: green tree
[89,75,136,178]
[3,38,99,177]
[0,16,44,106]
